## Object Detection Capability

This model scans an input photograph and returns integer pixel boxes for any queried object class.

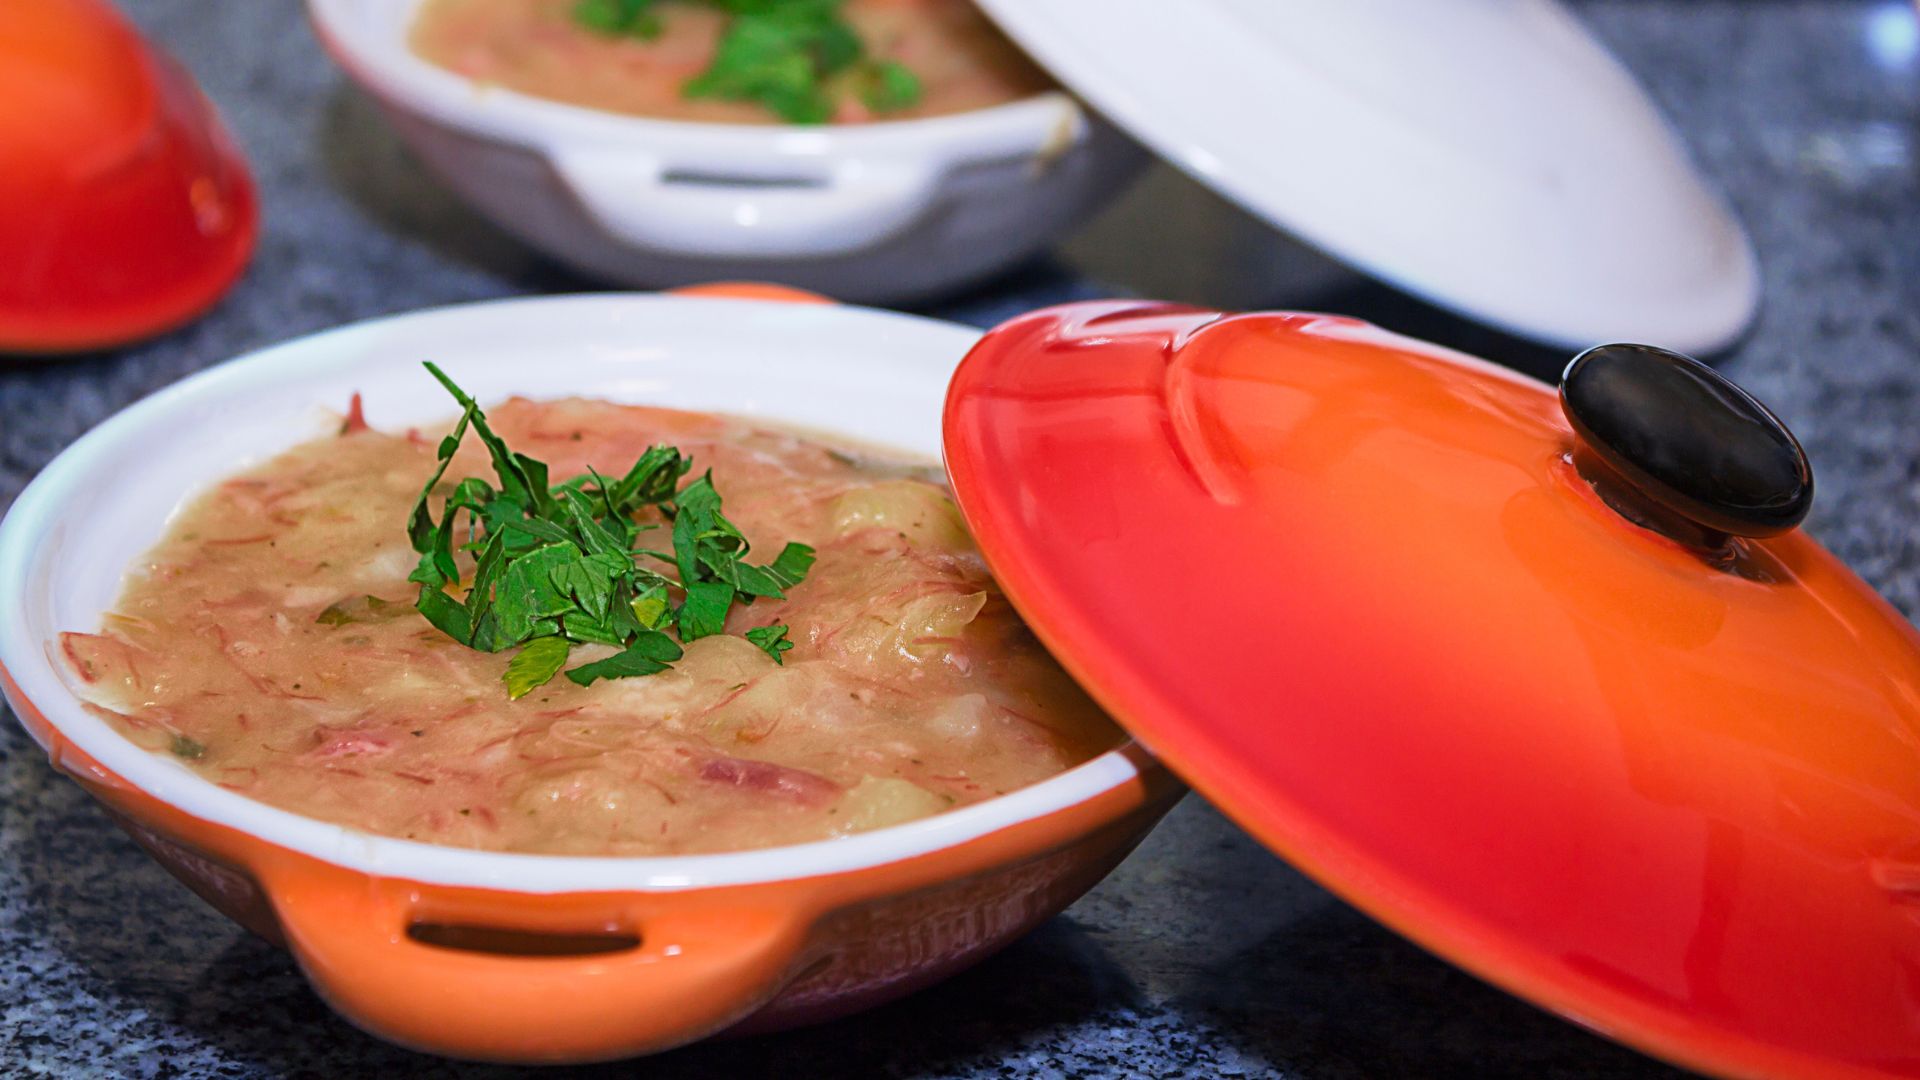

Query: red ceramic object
[0,0,257,353]
[943,301,1920,1080]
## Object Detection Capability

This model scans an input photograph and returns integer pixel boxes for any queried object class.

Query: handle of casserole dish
[261,863,809,1062]
[550,148,941,260]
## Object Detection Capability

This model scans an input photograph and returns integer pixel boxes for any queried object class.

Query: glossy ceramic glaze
[305,0,1145,303]
[0,0,257,353]
[943,301,1920,1080]
[968,0,1757,352]
[0,292,1178,1062]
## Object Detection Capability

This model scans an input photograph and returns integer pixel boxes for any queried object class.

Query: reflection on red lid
[944,300,1920,1080]
[0,0,258,353]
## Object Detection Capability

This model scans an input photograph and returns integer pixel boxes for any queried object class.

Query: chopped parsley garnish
[405,363,812,698]
[169,735,206,759]
[744,623,795,663]
[564,631,684,687]
[572,0,664,38]
[571,0,923,124]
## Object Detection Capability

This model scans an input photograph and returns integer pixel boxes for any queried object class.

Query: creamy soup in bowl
[409,0,1053,124]
[309,1,1146,304]
[64,390,1120,857]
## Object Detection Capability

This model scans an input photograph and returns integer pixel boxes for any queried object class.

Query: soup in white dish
[66,395,1119,855]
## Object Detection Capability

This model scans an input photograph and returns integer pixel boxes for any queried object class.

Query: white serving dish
[0,293,1174,1061]
[306,0,1146,303]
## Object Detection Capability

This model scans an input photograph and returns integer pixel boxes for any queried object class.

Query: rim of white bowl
[0,294,1145,894]
[305,0,1088,163]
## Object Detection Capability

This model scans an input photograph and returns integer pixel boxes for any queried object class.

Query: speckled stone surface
[3,2,1917,1076]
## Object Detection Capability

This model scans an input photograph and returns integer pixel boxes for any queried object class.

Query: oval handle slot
[406,921,642,958]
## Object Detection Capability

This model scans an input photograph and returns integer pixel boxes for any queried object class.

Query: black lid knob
[1560,343,1813,539]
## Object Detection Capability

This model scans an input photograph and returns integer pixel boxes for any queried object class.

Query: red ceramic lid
[943,301,1920,1080]
[0,0,258,353]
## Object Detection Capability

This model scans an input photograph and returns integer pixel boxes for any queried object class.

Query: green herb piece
[416,586,475,644]
[630,587,671,630]
[569,0,920,124]
[407,364,814,696]
[858,60,922,113]
[565,631,686,687]
[493,542,586,646]
[606,446,690,512]
[573,0,662,37]
[560,609,627,647]
[315,595,410,626]
[421,363,550,516]
[169,734,206,759]
[660,469,817,649]
[745,624,795,664]
[683,3,861,124]
[732,541,816,599]
[504,636,573,699]
[677,579,738,642]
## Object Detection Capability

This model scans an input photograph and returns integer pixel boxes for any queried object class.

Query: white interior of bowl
[0,294,1143,893]
[306,0,1080,163]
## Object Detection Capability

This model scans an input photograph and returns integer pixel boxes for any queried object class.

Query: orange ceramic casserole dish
[0,291,1179,1062]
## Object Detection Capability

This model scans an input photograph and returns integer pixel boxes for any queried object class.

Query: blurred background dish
[312,0,1755,350]
[0,0,257,355]
[306,0,1146,305]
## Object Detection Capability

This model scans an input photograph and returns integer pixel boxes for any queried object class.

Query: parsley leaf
[504,636,573,699]
[745,624,795,664]
[731,541,816,599]
[416,585,474,644]
[677,579,737,642]
[421,363,551,516]
[630,582,672,629]
[858,60,922,113]
[565,631,685,686]
[574,0,663,37]
[606,446,689,512]
[492,541,583,646]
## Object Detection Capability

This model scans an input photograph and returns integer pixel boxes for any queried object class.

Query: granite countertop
[3,2,1917,1076]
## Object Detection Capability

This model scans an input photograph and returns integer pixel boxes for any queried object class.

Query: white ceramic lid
[972,0,1759,353]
